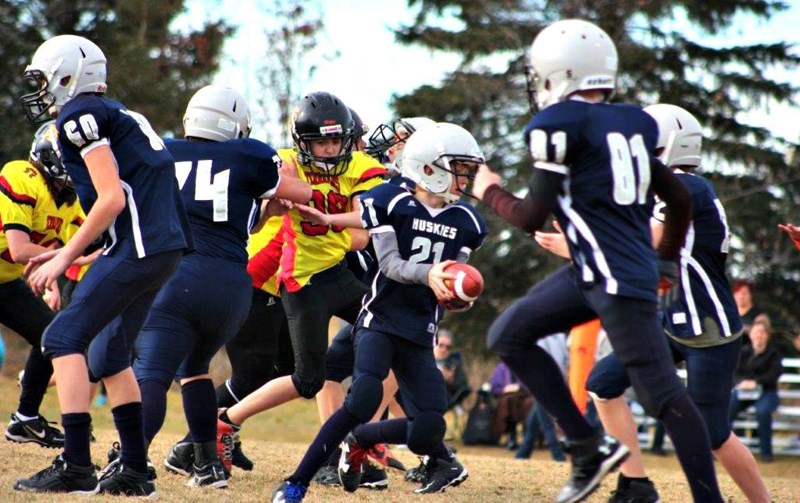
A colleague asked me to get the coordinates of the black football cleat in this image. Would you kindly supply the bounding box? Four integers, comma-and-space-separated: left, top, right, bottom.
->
556, 433, 630, 503
338, 432, 368, 492
164, 440, 194, 476
414, 456, 468, 494
5, 413, 65, 449
14, 454, 97, 494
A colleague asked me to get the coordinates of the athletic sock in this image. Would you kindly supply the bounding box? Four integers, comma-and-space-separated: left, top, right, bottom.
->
139, 379, 169, 445
182, 379, 218, 443
353, 417, 407, 447
62, 412, 92, 467
113, 402, 148, 473
291, 407, 360, 486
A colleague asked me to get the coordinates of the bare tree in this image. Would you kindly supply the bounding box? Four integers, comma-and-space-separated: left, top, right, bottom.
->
254, 0, 336, 147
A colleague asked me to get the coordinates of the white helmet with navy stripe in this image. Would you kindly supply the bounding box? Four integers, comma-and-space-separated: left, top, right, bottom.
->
525, 19, 617, 113
400, 122, 484, 204
21, 35, 107, 124
183, 85, 251, 142
644, 104, 702, 168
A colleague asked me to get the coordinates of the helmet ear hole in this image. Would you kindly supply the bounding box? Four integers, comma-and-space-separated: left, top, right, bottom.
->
423, 165, 435, 176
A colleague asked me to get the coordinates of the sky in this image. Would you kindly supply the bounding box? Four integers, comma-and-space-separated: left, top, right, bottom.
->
181, 0, 800, 145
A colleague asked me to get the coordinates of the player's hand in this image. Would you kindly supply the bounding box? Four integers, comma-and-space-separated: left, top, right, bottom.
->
443, 300, 473, 312
264, 198, 295, 217
295, 203, 329, 226
43, 281, 62, 312
428, 260, 456, 302
534, 221, 570, 259
657, 259, 681, 310
27, 251, 70, 297
472, 164, 502, 201
778, 223, 800, 243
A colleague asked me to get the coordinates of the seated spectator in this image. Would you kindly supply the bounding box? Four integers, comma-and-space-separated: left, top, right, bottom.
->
434, 330, 471, 413
490, 361, 534, 450
729, 315, 783, 462
732, 279, 764, 337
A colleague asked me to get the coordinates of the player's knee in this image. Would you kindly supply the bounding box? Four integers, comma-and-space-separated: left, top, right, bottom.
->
133, 368, 173, 389
707, 421, 731, 450
344, 375, 383, 422
291, 373, 324, 399
585, 369, 626, 400
407, 412, 446, 454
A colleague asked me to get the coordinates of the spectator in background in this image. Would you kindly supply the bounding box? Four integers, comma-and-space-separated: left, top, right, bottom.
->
732, 280, 764, 336
730, 315, 783, 462
490, 361, 534, 450
434, 330, 471, 414
792, 332, 800, 359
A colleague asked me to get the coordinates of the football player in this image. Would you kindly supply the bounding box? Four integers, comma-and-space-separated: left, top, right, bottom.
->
1, 122, 81, 450
16, 35, 192, 497
122, 85, 310, 489
583, 104, 770, 502
272, 122, 486, 503
213, 92, 386, 464
472, 20, 724, 503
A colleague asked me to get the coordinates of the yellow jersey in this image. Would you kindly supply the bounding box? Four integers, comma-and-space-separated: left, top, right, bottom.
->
277, 150, 385, 292
0, 160, 80, 283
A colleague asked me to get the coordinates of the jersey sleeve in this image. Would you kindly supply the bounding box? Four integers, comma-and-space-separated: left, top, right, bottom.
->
460, 203, 489, 251
358, 184, 397, 233
350, 152, 387, 197
243, 139, 282, 199
0, 161, 41, 233
57, 96, 112, 158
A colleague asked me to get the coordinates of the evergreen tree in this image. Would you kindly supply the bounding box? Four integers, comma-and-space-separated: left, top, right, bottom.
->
391, 0, 800, 352
0, 0, 232, 159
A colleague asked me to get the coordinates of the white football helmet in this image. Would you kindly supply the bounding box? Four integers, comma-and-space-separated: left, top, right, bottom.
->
526, 19, 617, 112
400, 122, 484, 204
183, 85, 251, 142
21, 35, 107, 124
644, 104, 702, 168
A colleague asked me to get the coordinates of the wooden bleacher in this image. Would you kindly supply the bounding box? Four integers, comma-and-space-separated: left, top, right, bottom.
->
632, 357, 800, 456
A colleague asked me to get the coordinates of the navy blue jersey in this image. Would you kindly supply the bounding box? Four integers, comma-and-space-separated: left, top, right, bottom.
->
56, 94, 190, 258
525, 100, 660, 301
165, 138, 281, 264
654, 171, 742, 338
357, 183, 487, 346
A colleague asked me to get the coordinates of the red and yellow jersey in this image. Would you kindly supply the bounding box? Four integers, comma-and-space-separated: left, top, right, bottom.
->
247, 217, 284, 297
277, 150, 385, 292
0, 160, 80, 283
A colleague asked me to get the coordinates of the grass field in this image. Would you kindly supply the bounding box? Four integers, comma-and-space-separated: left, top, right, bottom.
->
1, 374, 798, 502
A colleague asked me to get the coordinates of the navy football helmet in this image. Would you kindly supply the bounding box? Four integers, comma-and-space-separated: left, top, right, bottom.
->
291, 92, 355, 176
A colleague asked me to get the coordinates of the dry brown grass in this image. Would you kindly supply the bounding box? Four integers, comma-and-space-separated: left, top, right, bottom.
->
0, 373, 797, 502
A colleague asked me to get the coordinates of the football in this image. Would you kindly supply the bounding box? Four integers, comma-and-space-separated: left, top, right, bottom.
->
444, 262, 484, 302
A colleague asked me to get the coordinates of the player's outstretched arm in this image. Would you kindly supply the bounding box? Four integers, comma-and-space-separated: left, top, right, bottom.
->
294, 204, 364, 229
271, 175, 312, 204
475, 164, 561, 233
